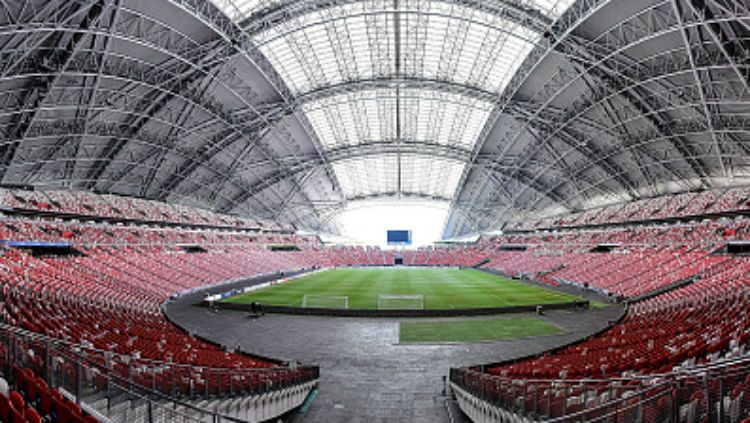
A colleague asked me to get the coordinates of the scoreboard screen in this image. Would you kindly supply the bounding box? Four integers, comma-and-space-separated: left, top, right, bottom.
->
387, 230, 412, 245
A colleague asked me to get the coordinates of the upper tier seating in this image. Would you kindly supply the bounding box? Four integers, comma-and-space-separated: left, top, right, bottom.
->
0, 188, 297, 231
505, 186, 750, 230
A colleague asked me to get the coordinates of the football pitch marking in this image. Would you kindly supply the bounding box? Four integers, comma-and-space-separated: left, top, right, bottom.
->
222, 267, 579, 311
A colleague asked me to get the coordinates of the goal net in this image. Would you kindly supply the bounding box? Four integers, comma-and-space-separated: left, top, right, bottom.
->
377, 294, 424, 310
301, 295, 349, 309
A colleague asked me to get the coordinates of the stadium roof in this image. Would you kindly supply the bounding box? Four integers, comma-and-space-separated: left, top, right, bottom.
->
2, 0, 749, 238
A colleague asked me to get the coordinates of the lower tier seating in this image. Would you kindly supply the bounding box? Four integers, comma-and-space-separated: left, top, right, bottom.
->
4, 365, 99, 423
454, 225, 750, 421
0, 230, 325, 400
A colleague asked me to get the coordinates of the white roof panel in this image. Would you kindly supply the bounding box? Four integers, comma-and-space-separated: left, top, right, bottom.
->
302, 88, 493, 150
254, 1, 542, 95
210, 0, 578, 202
333, 154, 465, 199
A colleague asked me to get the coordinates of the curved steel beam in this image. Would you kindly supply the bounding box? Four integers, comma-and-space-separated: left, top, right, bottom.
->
168, 0, 343, 229
0, 0, 107, 180
506, 102, 640, 200
87, 40, 239, 191
443, 0, 613, 238
215, 140, 473, 213
452, 6, 750, 235
2, 0, 340, 228
326, 140, 472, 163
347, 191, 453, 203
0, 36, 279, 191
526, 116, 750, 209
294, 77, 499, 106
672, 0, 727, 179
242, 0, 553, 36
0, 44, 316, 223
498, 50, 746, 212
155, 100, 289, 194
0, 120, 289, 217
536, 148, 748, 212
484, 7, 743, 194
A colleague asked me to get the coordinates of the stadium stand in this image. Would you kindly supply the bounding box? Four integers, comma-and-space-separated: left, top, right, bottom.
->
7, 187, 750, 422
3, 366, 99, 423
0, 187, 296, 231
508, 187, 750, 232
1, 191, 750, 423
0, 190, 326, 420
453, 216, 750, 421
0, 189, 502, 420
8, 0, 750, 420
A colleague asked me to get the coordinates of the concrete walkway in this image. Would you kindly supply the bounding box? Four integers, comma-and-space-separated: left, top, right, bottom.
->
166, 275, 623, 423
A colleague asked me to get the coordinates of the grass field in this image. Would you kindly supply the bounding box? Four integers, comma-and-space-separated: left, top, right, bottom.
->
222, 267, 580, 310
399, 317, 561, 343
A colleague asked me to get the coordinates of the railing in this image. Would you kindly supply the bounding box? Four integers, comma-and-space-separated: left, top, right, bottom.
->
0, 322, 319, 422
451, 354, 750, 422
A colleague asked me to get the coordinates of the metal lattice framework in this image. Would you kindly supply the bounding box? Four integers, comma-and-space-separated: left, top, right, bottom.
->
229, 0, 576, 227
443, 0, 750, 237
3, 0, 750, 237
0, 0, 345, 230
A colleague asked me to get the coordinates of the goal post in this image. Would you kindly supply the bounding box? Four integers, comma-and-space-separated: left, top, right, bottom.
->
301, 295, 349, 309
377, 294, 424, 310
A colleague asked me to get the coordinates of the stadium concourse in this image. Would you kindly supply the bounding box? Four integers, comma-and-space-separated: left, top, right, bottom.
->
4, 0, 750, 422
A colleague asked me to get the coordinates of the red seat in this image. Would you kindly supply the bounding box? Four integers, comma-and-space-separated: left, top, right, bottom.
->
12, 366, 26, 393
53, 397, 72, 423
67, 401, 83, 418
25, 406, 42, 423
0, 394, 11, 422
38, 384, 52, 415
9, 390, 23, 413
9, 406, 24, 423
26, 377, 39, 405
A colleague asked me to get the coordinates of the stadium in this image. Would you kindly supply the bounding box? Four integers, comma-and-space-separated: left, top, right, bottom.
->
0, 0, 750, 422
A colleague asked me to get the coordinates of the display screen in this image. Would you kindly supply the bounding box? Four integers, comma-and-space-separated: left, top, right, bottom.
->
387, 230, 412, 245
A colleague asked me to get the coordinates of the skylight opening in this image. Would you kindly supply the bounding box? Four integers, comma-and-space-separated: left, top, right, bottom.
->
331, 154, 465, 199
333, 198, 451, 247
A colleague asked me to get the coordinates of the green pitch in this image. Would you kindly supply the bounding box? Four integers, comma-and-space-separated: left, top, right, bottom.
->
399, 317, 561, 343
222, 267, 579, 310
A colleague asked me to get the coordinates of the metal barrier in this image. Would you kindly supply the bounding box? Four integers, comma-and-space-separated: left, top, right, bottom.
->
0, 322, 319, 422
451, 355, 750, 422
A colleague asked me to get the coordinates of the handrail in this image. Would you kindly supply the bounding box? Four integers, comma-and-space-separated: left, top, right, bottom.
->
0, 320, 314, 378
545, 380, 674, 423
460, 351, 750, 386
544, 360, 750, 422
52, 350, 250, 423
4, 325, 257, 423
451, 352, 750, 422
2, 321, 319, 421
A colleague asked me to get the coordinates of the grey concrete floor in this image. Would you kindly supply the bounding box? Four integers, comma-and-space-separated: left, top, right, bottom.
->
166, 276, 623, 423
